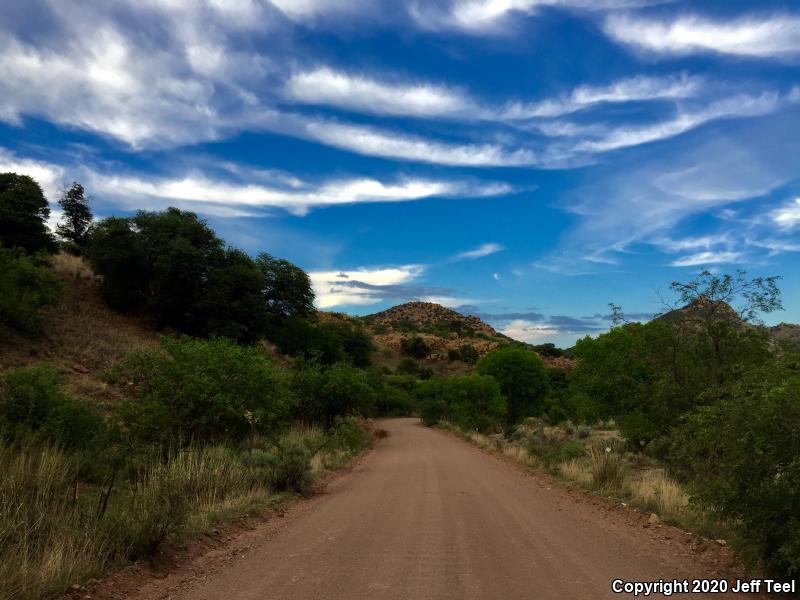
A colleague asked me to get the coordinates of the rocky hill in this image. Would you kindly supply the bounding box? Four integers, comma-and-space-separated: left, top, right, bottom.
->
364, 301, 574, 371
367, 302, 498, 336
771, 322, 800, 347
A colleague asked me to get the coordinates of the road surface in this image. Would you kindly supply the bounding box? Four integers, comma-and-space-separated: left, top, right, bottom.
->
129, 418, 746, 600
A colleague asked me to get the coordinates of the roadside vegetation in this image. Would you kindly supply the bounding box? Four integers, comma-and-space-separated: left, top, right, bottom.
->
419, 270, 799, 579
0, 174, 391, 599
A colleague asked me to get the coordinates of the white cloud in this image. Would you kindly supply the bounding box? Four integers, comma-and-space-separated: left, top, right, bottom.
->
771, 197, 800, 229
604, 13, 800, 58
573, 92, 788, 153
654, 234, 732, 252
0, 149, 64, 200
670, 251, 743, 267
498, 319, 560, 343
455, 243, 504, 260
89, 171, 510, 216
502, 74, 701, 119
413, 0, 656, 34
492, 272, 500, 280
309, 266, 424, 308
286, 67, 472, 117
302, 120, 535, 166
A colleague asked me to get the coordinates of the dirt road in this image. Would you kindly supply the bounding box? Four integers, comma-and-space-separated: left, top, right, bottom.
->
127, 418, 749, 600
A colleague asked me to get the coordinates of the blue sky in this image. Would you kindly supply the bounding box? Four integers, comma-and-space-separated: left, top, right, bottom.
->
2, 0, 799, 346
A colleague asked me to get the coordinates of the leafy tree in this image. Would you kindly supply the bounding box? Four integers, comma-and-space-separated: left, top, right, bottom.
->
56, 182, 93, 249
0, 173, 55, 253
256, 253, 315, 322
195, 248, 266, 343
476, 347, 549, 428
0, 249, 61, 334
671, 362, 800, 576
318, 320, 374, 367
119, 337, 294, 444
660, 269, 782, 384
293, 362, 375, 427
417, 375, 506, 432
133, 208, 224, 330
88, 217, 149, 310
272, 317, 345, 364
532, 342, 564, 358
400, 336, 429, 359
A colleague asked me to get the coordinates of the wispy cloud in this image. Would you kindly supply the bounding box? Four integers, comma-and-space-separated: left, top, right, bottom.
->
501, 74, 701, 119
454, 243, 504, 260
670, 251, 743, 267
90, 171, 512, 216
498, 319, 561, 343
285, 67, 473, 117
0, 147, 513, 217
412, 0, 658, 34
300, 119, 535, 166
571, 91, 791, 154
604, 13, 800, 58
771, 197, 800, 229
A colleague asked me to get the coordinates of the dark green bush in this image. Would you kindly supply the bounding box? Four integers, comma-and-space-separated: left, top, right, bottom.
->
476, 347, 549, 427
458, 345, 479, 364
417, 375, 506, 432
1, 365, 103, 449
293, 362, 375, 427
265, 440, 314, 496
400, 336, 429, 359
119, 337, 294, 444
671, 363, 800, 576
0, 173, 55, 253
334, 417, 366, 453
0, 249, 61, 334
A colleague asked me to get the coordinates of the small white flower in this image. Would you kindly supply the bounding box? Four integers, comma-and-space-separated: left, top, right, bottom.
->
605, 446, 611, 453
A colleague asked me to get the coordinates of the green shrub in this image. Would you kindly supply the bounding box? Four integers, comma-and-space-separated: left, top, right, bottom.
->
1, 365, 103, 449
459, 345, 479, 364
334, 417, 366, 453
526, 432, 584, 469
0, 249, 61, 334
476, 347, 550, 427
671, 364, 800, 576
265, 440, 314, 496
447, 348, 461, 361
417, 375, 506, 432
376, 386, 415, 416
420, 397, 448, 427
119, 337, 294, 444
400, 336, 429, 359
293, 362, 375, 427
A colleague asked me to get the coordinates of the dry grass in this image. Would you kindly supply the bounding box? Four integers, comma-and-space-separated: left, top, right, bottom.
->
626, 469, 689, 521
50, 252, 94, 282
588, 444, 626, 492
0, 444, 105, 600
558, 458, 593, 486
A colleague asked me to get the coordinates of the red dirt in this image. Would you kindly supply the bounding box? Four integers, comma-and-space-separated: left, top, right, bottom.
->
87, 418, 776, 600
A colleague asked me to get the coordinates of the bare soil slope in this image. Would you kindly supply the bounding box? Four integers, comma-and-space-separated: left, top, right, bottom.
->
120, 418, 755, 600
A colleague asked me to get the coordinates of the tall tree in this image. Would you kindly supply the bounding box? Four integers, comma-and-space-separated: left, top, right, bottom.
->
0, 173, 55, 253
56, 182, 93, 249
256, 253, 316, 321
